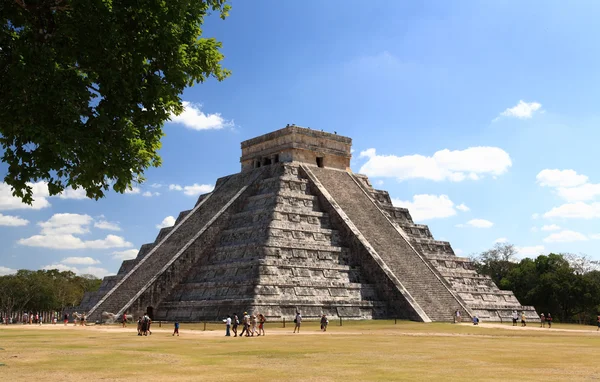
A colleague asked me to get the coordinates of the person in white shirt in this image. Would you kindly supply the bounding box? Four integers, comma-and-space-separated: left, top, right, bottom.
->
293, 311, 302, 333
225, 315, 231, 337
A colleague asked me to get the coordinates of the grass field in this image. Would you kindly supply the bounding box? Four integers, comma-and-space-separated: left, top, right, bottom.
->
1, 320, 599, 381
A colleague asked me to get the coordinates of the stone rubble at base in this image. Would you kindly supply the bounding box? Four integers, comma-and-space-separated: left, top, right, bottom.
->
77, 126, 538, 323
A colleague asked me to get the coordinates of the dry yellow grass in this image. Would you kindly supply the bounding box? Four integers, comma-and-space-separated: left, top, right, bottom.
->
1, 320, 599, 381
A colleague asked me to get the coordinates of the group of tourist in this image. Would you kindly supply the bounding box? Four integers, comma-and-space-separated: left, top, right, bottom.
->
223, 312, 267, 337
137, 313, 153, 336
511, 310, 553, 328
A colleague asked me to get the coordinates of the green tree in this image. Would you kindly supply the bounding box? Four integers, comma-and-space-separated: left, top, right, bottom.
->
0, 0, 231, 203
471, 242, 518, 286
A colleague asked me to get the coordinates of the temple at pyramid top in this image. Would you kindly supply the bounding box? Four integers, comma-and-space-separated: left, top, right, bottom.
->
240, 125, 352, 171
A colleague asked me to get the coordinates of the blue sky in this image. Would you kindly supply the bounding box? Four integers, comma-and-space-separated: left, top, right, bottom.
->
2, 0, 600, 277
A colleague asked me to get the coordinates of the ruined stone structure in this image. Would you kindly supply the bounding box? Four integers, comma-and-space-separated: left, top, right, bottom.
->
81, 126, 537, 322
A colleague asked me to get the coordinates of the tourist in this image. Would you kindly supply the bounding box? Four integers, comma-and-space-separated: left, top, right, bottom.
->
547, 313, 552, 328
597, 314, 600, 331
141, 313, 150, 336
521, 312, 526, 327
122, 313, 127, 328
540, 313, 545, 328
240, 312, 250, 337
225, 315, 231, 337
293, 311, 302, 333
258, 313, 266, 336
147, 315, 153, 335
232, 313, 239, 337
137, 317, 142, 336
173, 321, 179, 336
81, 312, 86, 326
512, 310, 518, 326
250, 314, 257, 336
63, 313, 68, 325
472, 315, 479, 325
320, 314, 328, 332
455, 309, 461, 323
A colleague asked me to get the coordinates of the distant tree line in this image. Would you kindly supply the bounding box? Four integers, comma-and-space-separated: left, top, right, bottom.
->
0, 269, 101, 318
471, 243, 600, 324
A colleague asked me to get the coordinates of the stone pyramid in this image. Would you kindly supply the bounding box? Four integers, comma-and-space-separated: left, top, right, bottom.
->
81, 126, 537, 323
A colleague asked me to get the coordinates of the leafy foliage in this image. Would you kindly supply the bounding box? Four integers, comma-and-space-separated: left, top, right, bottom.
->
0, 0, 231, 203
0, 269, 101, 316
473, 245, 600, 323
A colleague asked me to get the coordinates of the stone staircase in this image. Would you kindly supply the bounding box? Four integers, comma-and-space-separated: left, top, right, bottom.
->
85, 168, 265, 321
305, 166, 469, 322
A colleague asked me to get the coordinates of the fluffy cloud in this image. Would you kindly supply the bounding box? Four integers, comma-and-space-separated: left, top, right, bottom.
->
58, 188, 87, 200
150, 183, 163, 189
392, 194, 456, 221
494, 237, 508, 243
540, 224, 560, 231
169, 183, 214, 196
543, 202, 600, 219
536, 169, 588, 188
0, 266, 17, 276
169, 101, 233, 130
358, 147, 511, 182
457, 219, 494, 228
94, 220, 121, 231
556, 183, 600, 202
112, 249, 139, 261
42, 264, 112, 278
39, 213, 93, 235
0, 213, 29, 226
516, 245, 545, 257
124, 186, 141, 195
543, 230, 588, 243
496, 100, 542, 120
156, 216, 176, 229
0, 181, 51, 210
142, 191, 161, 197
61, 257, 101, 265
456, 204, 470, 212
18, 234, 133, 250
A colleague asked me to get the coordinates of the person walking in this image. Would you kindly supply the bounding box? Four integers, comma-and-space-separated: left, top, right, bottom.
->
512, 310, 518, 326
63, 313, 68, 326
257, 314, 266, 336
540, 313, 545, 328
122, 313, 127, 328
225, 315, 231, 337
250, 315, 257, 336
239, 312, 250, 337
521, 312, 526, 327
320, 315, 328, 332
173, 321, 179, 336
546, 313, 552, 328
293, 311, 302, 333
232, 313, 239, 337
455, 309, 461, 323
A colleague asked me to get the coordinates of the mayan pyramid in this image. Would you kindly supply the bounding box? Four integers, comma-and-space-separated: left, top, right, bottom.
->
81, 126, 537, 323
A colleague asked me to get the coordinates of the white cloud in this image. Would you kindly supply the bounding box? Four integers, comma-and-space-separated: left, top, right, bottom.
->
0, 266, 17, 276
541, 224, 561, 231
150, 183, 163, 189
358, 147, 511, 182
494, 237, 508, 243
94, 220, 121, 231
183, 184, 214, 196
39, 213, 93, 235
58, 188, 87, 200
124, 186, 141, 194
463, 219, 494, 228
112, 249, 139, 261
536, 169, 588, 188
156, 216, 176, 229
392, 194, 456, 221
18, 234, 133, 250
556, 183, 600, 202
0, 181, 51, 210
456, 203, 470, 212
142, 191, 161, 197
359, 148, 377, 158
516, 245, 545, 257
543, 230, 588, 243
42, 264, 112, 278
543, 202, 600, 219
61, 257, 101, 265
0, 213, 29, 226
496, 100, 542, 120
169, 101, 233, 130
590, 234, 600, 240
169, 183, 214, 196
